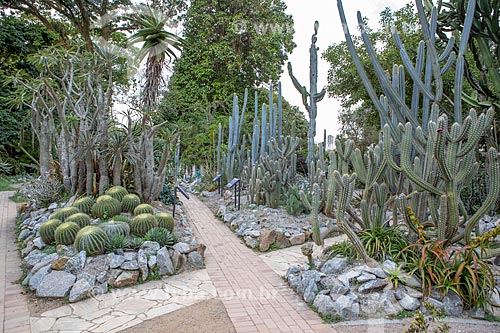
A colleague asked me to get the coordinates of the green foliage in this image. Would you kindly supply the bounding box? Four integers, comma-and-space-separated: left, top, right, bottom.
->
74, 226, 108, 256
91, 195, 122, 219
99, 221, 130, 237
405, 302, 449, 333
130, 236, 145, 250
42, 244, 57, 255
21, 172, 65, 208
322, 241, 358, 261
155, 213, 175, 233
105, 186, 129, 202
133, 203, 154, 216
39, 218, 62, 244
358, 227, 409, 262
157, 182, 178, 206
104, 234, 131, 252
130, 213, 157, 236
51, 207, 80, 222
144, 227, 176, 247
111, 215, 132, 224
285, 186, 308, 216
121, 194, 141, 213
72, 197, 95, 215
54, 222, 80, 245
65, 213, 91, 228
9, 191, 28, 203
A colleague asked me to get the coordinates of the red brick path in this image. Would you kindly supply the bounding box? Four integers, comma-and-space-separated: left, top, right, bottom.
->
181, 195, 336, 333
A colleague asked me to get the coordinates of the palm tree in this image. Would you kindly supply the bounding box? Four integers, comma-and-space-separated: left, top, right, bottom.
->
128, 8, 183, 111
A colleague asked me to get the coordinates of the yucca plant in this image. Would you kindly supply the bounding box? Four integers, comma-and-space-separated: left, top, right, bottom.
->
130, 213, 157, 236
121, 193, 141, 213
65, 213, 91, 228
72, 197, 95, 215
74, 226, 108, 256
358, 226, 409, 262
104, 234, 132, 252
144, 227, 176, 247
54, 222, 80, 245
99, 221, 130, 237
39, 218, 62, 244
155, 213, 174, 233
134, 203, 154, 216
105, 186, 129, 202
51, 207, 80, 222
91, 195, 122, 219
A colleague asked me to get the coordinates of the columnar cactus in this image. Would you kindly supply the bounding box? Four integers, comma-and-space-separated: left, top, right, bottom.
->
39, 219, 62, 244
105, 186, 129, 202
121, 194, 141, 213
72, 197, 94, 215
99, 221, 130, 237
91, 195, 122, 218
55, 222, 80, 245
51, 207, 80, 222
130, 213, 158, 236
133, 203, 154, 216
155, 213, 175, 233
74, 226, 108, 256
65, 213, 91, 228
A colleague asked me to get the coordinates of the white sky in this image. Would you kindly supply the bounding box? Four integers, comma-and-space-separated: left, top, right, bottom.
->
281, 0, 412, 141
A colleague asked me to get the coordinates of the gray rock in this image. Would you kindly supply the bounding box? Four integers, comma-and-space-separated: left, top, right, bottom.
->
96, 271, 108, 284
443, 291, 463, 316
91, 282, 108, 295
303, 282, 318, 303
287, 274, 301, 290
223, 213, 237, 223
121, 260, 139, 270
112, 271, 139, 288
289, 233, 306, 245
29, 265, 51, 291
188, 251, 204, 268
109, 254, 125, 269
401, 273, 421, 289
244, 236, 259, 249
21, 242, 34, 257
36, 271, 76, 297
24, 250, 47, 268
382, 260, 397, 272
426, 298, 444, 311
363, 266, 387, 278
330, 285, 349, 297
469, 308, 485, 319
491, 289, 500, 307
286, 266, 301, 276
298, 270, 321, 294
69, 279, 92, 302
76, 272, 96, 287
33, 237, 46, 249
313, 294, 337, 317
320, 275, 342, 290
157, 247, 175, 275
259, 230, 277, 252
357, 272, 376, 283
65, 251, 86, 275
138, 249, 148, 280
48, 202, 58, 210
140, 241, 160, 255
172, 242, 190, 254
358, 279, 388, 294
335, 294, 360, 318
18, 229, 31, 241
148, 255, 157, 269
31, 253, 58, 273
275, 233, 291, 249
399, 294, 420, 311
320, 258, 348, 275
337, 270, 361, 287
123, 252, 137, 261
171, 250, 185, 271
56, 245, 78, 257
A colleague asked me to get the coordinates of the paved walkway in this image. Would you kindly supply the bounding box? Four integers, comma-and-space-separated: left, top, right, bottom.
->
0, 192, 31, 333
181, 195, 336, 333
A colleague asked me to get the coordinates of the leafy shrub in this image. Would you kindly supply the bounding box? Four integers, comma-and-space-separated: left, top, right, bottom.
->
20, 171, 65, 208
144, 227, 177, 247
158, 182, 178, 206
358, 226, 409, 261
322, 241, 358, 262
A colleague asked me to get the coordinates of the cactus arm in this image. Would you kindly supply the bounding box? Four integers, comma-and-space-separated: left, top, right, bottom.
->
278, 82, 283, 142
411, 41, 425, 118
260, 104, 267, 157
311, 183, 323, 246
299, 189, 312, 211
438, 36, 455, 62
440, 51, 456, 75
383, 125, 403, 173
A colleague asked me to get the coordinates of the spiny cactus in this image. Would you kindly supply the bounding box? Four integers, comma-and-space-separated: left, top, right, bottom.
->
133, 203, 154, 216
74, 226, 108, 256
144, 227, 176, 247
155, 213, 175, 233
39, 219, 62, 244
54, 222, 80, 245
99, 221, 130, 237
311, 183, 322, 246
130, 213, 157, 236
105, 186, 129, 202
121, 194, 141, 213
72, 197, 94, 215
65, 213, 91, 228
111, 215, 132, 224
51, 207, 80, 222
91, 195, 122, 219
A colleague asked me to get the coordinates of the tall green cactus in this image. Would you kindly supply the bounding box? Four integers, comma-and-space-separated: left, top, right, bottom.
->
288, 21, 326, 179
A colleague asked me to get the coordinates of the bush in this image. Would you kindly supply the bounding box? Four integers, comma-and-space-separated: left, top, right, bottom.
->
144, 227, 177, 247
104, 234, 131, 252
20, 171, 65, 208
358, 226, 409, 262
158, 182, 178, 206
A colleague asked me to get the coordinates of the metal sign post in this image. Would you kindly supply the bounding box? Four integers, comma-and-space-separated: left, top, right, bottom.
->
225, 178, 240, 210
213, 174, 222, 196
172, 185, 190, 217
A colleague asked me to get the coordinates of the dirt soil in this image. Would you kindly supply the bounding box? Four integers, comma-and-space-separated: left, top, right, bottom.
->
120, 297, 236, 333
26, 292, 67, 316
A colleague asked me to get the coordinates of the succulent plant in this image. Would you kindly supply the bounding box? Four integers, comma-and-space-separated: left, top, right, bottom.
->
133, 203, 154, 216
54, 222, 80, 245
99, 221, 130, 237
130, 213, 157, 236
155, 213, 175, 233
121, 194, 141, 213
144, 227, 176, 247
91, 195, 122, 219
65, 213, 91, 228
39, 219, 62, 244
51, 207, 80, 222
74, 226, 108, 256
104, 234, 131, 252
111, 215, 132, 224
72, 197, 95, 215
105, 186, 129, 202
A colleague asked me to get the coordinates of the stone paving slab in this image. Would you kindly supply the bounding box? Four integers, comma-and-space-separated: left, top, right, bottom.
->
181, 195, 338, 333
0, 191, 31, 333
30, 269, 216, 333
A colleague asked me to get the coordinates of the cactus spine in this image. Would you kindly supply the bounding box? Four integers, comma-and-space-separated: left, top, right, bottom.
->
74, 226, 108, 256
99, 221, 130, 237
121, 194, 141, 213
72, 197, 94, 215
133, 203, 154, 216
155, 213, 175, 233
51, 207, 80, 222
39, 219, 62, 244
105, 186, 129, 201
55, 222, 80, 245
65, 213, 91, 228
131, 213, 158, 236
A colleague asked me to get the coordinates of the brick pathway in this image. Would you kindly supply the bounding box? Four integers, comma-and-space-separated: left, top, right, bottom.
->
0, 192, 31, 333
181, 195, 337, 333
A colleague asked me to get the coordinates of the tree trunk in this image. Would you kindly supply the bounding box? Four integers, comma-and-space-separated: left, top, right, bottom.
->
112, 154, 122, 186
86, 154, 94, 196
